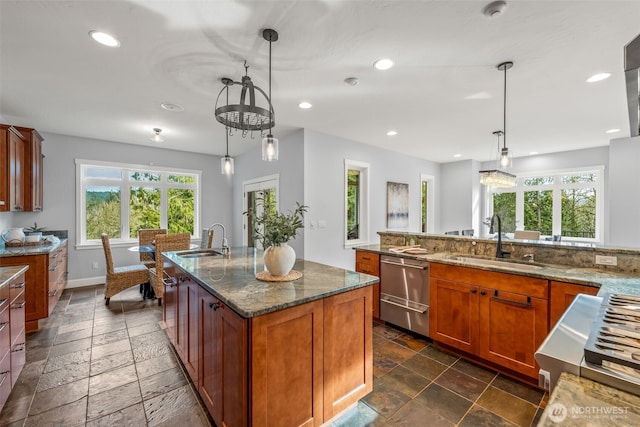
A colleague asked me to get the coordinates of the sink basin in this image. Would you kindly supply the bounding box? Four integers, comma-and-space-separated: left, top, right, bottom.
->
443, 255, 544, 271
176, 249, 223, 258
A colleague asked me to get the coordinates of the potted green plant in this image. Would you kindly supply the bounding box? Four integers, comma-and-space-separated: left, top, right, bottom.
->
246, 194, 308, 276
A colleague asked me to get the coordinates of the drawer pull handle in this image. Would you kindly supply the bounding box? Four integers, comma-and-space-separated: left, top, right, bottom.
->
471, 288, 477, 294
0, 322, 8, 333
0, 371, 9, 388
380, 298, 428, 314
163, 278, 177, 288
209, 301, 222, 311
0, 298, 9, 309
48, 288, 59, 297
492, 290, 531, 308
11, 343, 25, 353
11, 301, 26, 309
11, 282, 25, 289
380, 260, 428, 270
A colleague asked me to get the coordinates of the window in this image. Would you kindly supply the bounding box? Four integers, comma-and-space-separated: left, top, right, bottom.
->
76, 160, 200, 246
421, 174, 435, 233
345, 159, 369, 247
488, 167, 603, 242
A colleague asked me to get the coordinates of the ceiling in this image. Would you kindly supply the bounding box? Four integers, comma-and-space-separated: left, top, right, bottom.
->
1, 0, 639, 164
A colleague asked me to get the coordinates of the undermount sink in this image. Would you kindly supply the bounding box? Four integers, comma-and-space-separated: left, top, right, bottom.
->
176, 249, 223, 258
443, 255, 544, 271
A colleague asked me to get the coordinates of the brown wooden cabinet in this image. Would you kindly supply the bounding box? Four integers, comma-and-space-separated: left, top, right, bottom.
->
430, 263, 548, 379
0, 128, 8, 211
3, 125, 26, 212
0, 271, 26, 411
355, 250, 380, 318
15, 127, 44, 212
164, 261, 373, 426
0, 241, 68, 331
549, 281, 599, 327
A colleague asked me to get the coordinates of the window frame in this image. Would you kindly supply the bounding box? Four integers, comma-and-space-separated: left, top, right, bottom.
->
344, 159, 370, 248
420, 174, 435, 233
485, 166, 604, 243
75, 159, 201, 249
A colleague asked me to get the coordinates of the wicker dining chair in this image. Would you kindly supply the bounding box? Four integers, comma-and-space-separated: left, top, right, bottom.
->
101, 233, 149, 306
148, 233, 191, 306
138, 228, 167, 268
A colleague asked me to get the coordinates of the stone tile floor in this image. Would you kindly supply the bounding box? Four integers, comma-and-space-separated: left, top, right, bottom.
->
0, 285, 547, 426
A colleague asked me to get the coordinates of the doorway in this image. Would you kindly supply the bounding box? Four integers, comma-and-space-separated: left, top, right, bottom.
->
243, 174, 279, 248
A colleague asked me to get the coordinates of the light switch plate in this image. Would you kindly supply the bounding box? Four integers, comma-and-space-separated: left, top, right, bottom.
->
595, 255, 617, 266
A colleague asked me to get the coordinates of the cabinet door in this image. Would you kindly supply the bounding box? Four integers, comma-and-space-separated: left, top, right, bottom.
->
323, 286, 373, 420
176, 274, 189, 361
430, 277, 479, 354
0, 255, 48, 328
251, 299, 323, 427
27, 130, 43, 211
162, 265, 178, 346
7, 127, 25, 212
355, 251, 380, 318
186, 279, 199, 384
0, 127, 8, 211
199, 289, 248, 427
549, 281, 598, 328
478, 288, 548, 378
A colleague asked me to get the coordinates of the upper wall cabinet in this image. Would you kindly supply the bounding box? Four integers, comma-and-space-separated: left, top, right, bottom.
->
0, 125, 44, 212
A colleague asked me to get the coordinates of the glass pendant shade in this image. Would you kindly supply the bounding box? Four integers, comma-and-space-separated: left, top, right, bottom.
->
221, 155, 234, 175
262, 134, 278, 161
499, 146, 512, 169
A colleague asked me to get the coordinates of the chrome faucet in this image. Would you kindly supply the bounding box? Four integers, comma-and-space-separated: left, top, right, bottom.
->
207, 223, 230, 255
489, 214, 510, 258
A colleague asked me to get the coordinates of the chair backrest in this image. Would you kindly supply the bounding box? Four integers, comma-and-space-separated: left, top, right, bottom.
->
101, 233, 115, 275
153, 233, 191, 277
514, 230, 540, 240
461, 229, 474, 236
444, 230, 459, 235
200, 229, 214, 249
138, 228, 167, 263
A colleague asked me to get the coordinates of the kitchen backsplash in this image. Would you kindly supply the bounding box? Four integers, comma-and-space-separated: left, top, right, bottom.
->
379, 232, 640, 275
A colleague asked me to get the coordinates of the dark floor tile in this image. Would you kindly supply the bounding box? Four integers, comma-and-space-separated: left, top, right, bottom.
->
37, 361, 90, 392
152, 407, 211, 427
419, 345, 459, 366
414, 383, 472, 424
87, 380, 142, 421
57, 319, 93, 335
129, 330, 169, 348
459, 405, 517, 427
331, 400, 386, 426
401, 353, 448, 381
373, 348, 400, 377
376, 340, 416, 364
86, 402, 148, 427
531, 407, 544, 427
10, 360, 46, 399
44, 348, 91, 373
491, 374, 545, 405
392, 333, 429, 352
435, 367, 489, 401
382, 365, 430, 398
451, 358, 497, 383
385, 399, 453, 427
92, 338, 131, 360
68, 295, 96, 305
25, 346, 50, 364
128, 321, 161, 337
361, 376, 411, 418
49, 336, 92, 358
29, 378, 89, 416
90, 350, 134, 376
92, 328, 129, 347
373, 324, 402, 340
476, 386, 538, 427
89, 364, 139, 396
373, 333, 388, 348
54, 326, 93, 345
25, 396, 87, 427
143, 384, 201, 426
0, 395, 33, 425
135, 352, 180, 379
140, 367, 189, 400
92, 319, 127, 336
133, 340, 172, 363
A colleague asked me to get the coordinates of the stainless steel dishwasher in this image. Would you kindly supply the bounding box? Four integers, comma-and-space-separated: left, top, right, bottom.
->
380, 255, 429, 337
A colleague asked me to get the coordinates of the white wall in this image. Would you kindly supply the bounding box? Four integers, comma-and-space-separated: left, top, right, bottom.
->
6, 132, 232, 284
439, 160, 480, 235
608, 136, 640, 247
303, 129, 440, 270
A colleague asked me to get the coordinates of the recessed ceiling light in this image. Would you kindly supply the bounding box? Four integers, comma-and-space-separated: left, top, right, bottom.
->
373, 59, 394, 71
161, 103, 184, 112
586, 73, 611, 83
344, 77, 359, 86
453, 153, 462, 158
150, 128, 164, 143
89, 30, 120, 47
298, 102, 312, 109
606, 128, 620, 134
483, 1, 507, 18
529, 151, 539, 155
386, 130, 397, 136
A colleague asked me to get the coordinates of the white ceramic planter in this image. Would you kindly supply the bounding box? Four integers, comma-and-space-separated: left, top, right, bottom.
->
263, 243, 296, 276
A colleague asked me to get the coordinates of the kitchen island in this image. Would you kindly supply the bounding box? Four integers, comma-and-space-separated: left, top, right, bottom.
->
161, 247, 379, 427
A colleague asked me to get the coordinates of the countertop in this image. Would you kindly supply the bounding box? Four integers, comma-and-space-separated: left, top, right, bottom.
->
355, 244, 640, 297
0, 239, 67, 258
0, 265, 29, 287
163, 247, 379, 319
538, 373, 640, 426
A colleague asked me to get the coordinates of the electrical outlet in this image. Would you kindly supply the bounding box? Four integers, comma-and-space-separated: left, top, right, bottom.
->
595, 255, 617, 266
92, 261, 99, 269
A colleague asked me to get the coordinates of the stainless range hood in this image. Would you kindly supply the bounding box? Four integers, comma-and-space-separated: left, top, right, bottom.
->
626, 33, 640, 137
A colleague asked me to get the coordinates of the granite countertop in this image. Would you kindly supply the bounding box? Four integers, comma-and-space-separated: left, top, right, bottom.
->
163, 247, 379, 319
538, 372, 640, 426
0, 266, 30, 287
0, 239, 67, 258
356, 244, 640, 297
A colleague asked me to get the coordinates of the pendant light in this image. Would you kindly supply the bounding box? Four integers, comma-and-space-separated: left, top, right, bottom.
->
479, 61, 516, 188
150, 128, 163, 143
262, 29, 279, 161
220, 86, 234, 175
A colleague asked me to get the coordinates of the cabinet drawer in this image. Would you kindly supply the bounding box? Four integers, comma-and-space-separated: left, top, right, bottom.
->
356, 251, 379, 266
10, 339, 25, 388
10, 291, 25, 347
9, 277, 26, 303
0, 308, 10, 359
355, 262, 379, 276
0, 351, 11, 410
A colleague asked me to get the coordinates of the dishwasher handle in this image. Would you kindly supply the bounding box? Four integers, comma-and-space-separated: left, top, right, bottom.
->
380, 259, 428, 270
380, 295, 429, 314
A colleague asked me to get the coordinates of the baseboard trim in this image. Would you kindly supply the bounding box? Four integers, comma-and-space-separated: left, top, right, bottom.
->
66, 276, 105, 289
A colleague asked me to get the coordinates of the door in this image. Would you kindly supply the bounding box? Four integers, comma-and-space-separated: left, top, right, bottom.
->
242, 174, 279, 248
429, 277, 478, 354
